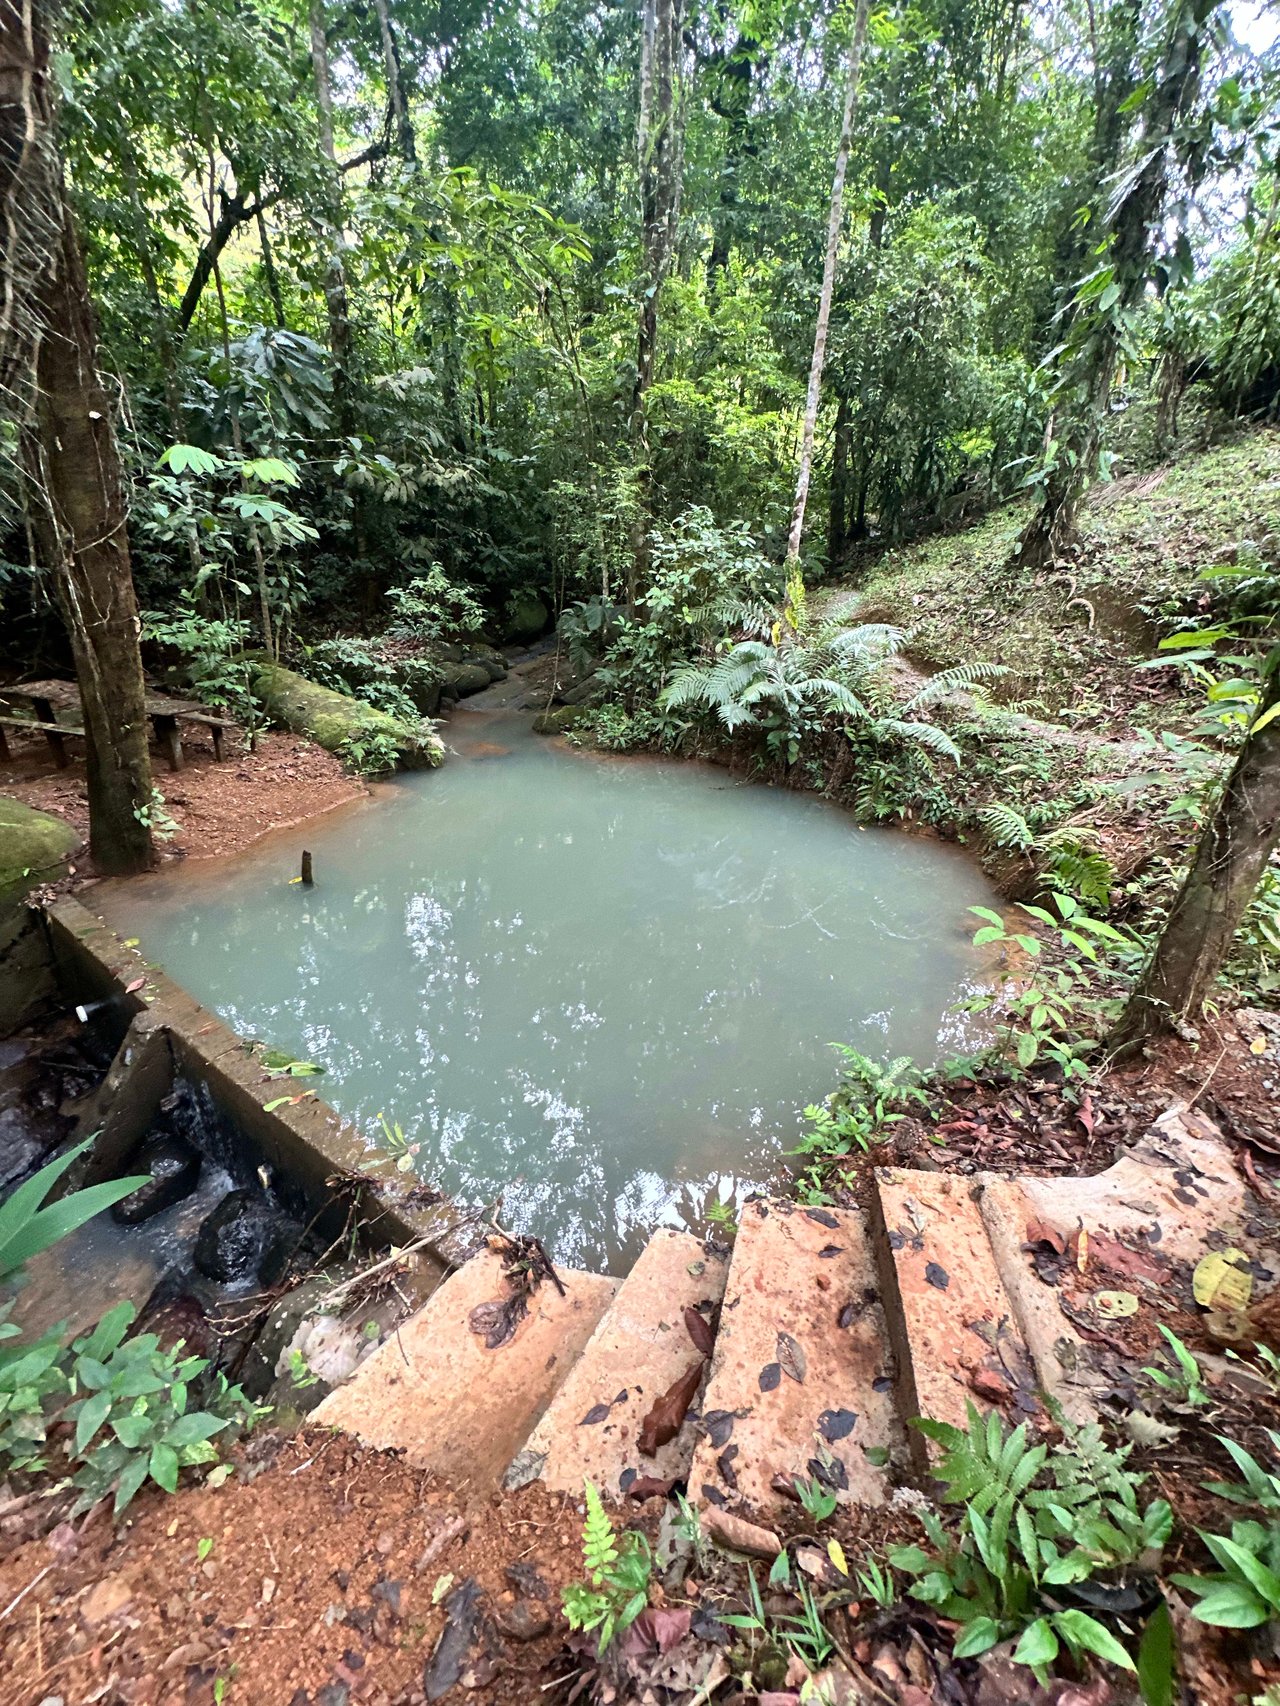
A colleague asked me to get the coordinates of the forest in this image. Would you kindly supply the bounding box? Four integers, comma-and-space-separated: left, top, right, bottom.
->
4, 0, 1280, 1701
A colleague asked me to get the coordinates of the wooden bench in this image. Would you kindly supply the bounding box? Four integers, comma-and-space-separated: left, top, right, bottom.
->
1, 681, 238, 772
0, 713, 85, 768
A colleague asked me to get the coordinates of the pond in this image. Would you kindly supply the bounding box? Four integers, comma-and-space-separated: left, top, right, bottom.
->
99, 708, 1000, 1273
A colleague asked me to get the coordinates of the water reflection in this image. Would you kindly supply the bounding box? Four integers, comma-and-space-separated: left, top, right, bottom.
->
100, 712, 998, 1272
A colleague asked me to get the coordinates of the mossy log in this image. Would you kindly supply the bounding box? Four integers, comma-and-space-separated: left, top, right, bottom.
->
252, 663, 444, 769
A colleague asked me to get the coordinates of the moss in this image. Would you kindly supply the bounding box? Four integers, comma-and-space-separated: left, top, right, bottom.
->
252, 664, 444, 769
0, 797, 80, 908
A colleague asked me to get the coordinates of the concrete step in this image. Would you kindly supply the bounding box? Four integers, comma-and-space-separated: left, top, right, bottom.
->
311, 1246, 618, 1492
872, 1167, 1039, 1466
980, 1105, 1249, 1423
504, 1229, 729, 1497
690, 1201, 901, 1516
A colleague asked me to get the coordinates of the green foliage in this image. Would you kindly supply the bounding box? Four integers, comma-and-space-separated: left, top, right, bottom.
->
1173, 1520, 1280, 1631
1205, 1429, 1280, 1512
561, 1481, 653, 1653
791, 1048, 931, 1197
1143, 1325, 1211, 1408
888, 1404, 1170, 1677
338, 728, 408, 777
0, 1137, 148, 1284
792, 1475, 838, 1525
142, 601, 259, 726
385, 568, 487, 643
64, 1303, 264, 1516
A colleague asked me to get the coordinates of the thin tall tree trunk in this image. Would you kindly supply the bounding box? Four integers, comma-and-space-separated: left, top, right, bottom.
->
783, 0, 870, 622
1110, 673, 1280, 1051
309, 0, 355, 434
628, 0, 685, 607
4, 0, 154, 875
372, 0, 416, 166
827, 391, 852, 563
255, 207, 286, 328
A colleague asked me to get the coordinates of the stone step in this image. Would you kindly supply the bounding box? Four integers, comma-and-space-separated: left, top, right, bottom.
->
504, 1229, 729, 1498
980, 1105, 1248, 1424
311, 1247, 618, 1492
690, 1201, 901, 1516
872, 1167, 1039, 1466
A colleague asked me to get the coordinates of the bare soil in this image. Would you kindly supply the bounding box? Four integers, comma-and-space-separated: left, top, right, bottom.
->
1, 727, 365, 867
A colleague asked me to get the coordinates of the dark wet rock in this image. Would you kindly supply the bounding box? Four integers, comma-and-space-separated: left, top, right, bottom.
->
460, 648, 508, 683
194, 1189, 297, 1285
111, 1135, 201, 1225
438, 661, 491, 699
0, 1103, 71, 1191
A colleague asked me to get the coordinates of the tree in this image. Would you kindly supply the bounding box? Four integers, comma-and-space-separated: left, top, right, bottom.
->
1110, 670, 1280, 1050
1, 0, 155, 874
629, 0, 685, 606
782, 0, 870, 624
1017, 0, 1223, 569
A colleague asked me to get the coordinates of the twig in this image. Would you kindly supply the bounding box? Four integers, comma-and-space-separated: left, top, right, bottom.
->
259, 1523, 280, 1574
1, 1564, 52, 1624
415, 1513, 469, 1574
315, 1235, 436, 1313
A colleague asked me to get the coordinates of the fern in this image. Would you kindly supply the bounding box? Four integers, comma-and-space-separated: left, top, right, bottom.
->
904, 659, 1010, 710
582, 1480, 618, 1579
976, 802, 1034, 849
562, 1480, 653, 1653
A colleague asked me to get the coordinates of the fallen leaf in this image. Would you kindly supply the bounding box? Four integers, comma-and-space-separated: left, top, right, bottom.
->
618, 1606, 692, 1657
124, 976, 147, 995
1124, 1410, 1180, 1447
626, 1475, 675, 1501
1026, 1217, 1067, 1255
1094, 1289, 1139, 1318
579, 1403, 612, 1426
467, 1295, 527, 1349
925, 1262, 950, 1291
705, 1509, 781, 1558
424, 1577, 484, 1701
1192, 1248, 1253, 1313
683, 1306, 715, 1356
703, 1410, 735, 1448
970, 1368, 1012, 1404
817, 1408, 858, 1442
776, 1331, 807, 1384
759, 1361, 782, 1391
638, 1359, 704, 1456
827, 1539, 848, 1577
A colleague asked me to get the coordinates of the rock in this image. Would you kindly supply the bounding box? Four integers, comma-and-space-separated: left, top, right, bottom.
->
556, 677, 604, 707
0, 798, 80, 908
494, 1600, 551, 1642
0, 1104, 70, 1191
460, 648, 508, 683
502, 591, 549, 643
80, 1574, 133, 1626
438, 661, 491, 699
251, 663, 443, 769
111, 1136, 201, 1225
194, 1189, 297, 1285
532, 707, 587, 736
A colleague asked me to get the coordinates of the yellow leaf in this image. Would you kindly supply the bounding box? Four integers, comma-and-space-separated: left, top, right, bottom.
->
1076, 1227, 1089, 1271
431, 1572, 455, 1605
1095, 1290, 1139, 1319
1192, 1248, 1253, 1313
1251, 1035, 1268, 1055
827, 1539, 848, 1577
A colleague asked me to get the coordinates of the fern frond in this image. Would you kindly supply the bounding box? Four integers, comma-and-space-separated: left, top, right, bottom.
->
976, 802, 1034, 850
814, 678, 870, 722
582, 1481, 618, 1582
904, 660, 1009, 711
880, 719, 960, 761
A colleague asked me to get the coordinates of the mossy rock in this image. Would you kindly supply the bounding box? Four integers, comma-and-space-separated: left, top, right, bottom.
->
439, 661, 492, 699
461, 647, 508, 683
533, 706, 587, 736
0, 798, 80, 909
502, 591, 549, 643
252, 664, 443, 769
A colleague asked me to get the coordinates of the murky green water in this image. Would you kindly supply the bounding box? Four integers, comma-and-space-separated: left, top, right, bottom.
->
99, 709, 998, 1271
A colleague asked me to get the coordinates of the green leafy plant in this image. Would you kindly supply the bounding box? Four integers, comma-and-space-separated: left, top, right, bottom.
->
338, 728, 407, 777
792, 1474, 838, 1525
1205, 1430, 1280, 1510
562, 1481, 653, 1652
371, 1110, 421, 1173
887, 1405, 1170, 1678
1173, 1519, 1280, 1634
1143, 1325, 1211, 1408
791, 1048, 931, 1198
0, 1137, 148, 1284
64, 1302, 266, 1515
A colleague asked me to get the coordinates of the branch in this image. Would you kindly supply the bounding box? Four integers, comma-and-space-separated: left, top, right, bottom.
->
177, 187, 280, 335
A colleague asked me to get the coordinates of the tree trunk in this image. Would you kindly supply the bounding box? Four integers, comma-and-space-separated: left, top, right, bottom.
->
1110, 674, 1280, 1052
782, 0, 870, 621
827, 391, 852, 563
628, 0, 685, 607
4, 0, 154, 875
372, 0, 416, 166
309, 0, 356, 435
1018, 0, 1219, 569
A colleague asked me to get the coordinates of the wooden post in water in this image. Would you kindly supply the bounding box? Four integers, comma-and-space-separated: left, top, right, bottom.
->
300, 850, 314, 886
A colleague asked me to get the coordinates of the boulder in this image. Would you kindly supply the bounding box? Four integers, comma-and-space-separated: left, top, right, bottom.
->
0, 798, 79, 909
391, 658, 445, 718
460, 648, 508, 683
194, 1189, 297, 1286
111, 1135, 201, 1225
502, 591, 549, 644
438, 661, 492, 699
251, 663, 443, 769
